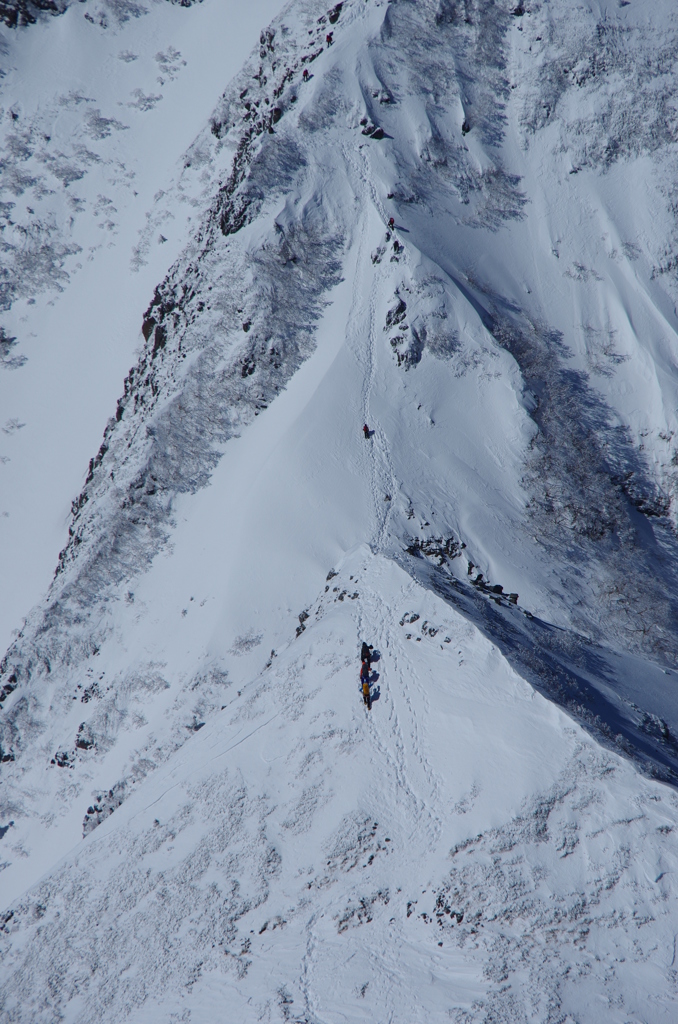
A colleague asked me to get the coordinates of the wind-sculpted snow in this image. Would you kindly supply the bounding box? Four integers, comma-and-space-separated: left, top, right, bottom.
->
4, 0, 678, 1017
2, 559, 678, 1024
382, 272, 678, 773
519, 5, 678, 170
2, 0, 676, 759
383, 264, 678, 648
403, 550, 678, 784
0, 0, 65, 29
482, 297, 678, 662
351, 1, 678, 665
373, 0, 528, 229
0, 0, 357, 863
370, 3, 678, 646
0, 0, 349, 699
0, 0, 200, 29
0, 78, 136, 308
0, 0, 209, 322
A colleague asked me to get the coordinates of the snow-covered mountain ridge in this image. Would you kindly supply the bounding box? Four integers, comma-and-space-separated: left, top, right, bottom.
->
4, 551, 678, 1023
2, 0, 678, 1019
0, 0, 291, 654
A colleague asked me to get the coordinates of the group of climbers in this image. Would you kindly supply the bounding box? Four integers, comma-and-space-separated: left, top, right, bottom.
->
299, 49, 393, 716
360, 641, 373, 710
300, 35, 332, 84
358, 230, 404, 706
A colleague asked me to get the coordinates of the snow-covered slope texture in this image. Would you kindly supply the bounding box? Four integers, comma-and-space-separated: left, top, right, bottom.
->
3, 0, 678, 1019
0, 0, 289, 657
4, 554, 678, 1023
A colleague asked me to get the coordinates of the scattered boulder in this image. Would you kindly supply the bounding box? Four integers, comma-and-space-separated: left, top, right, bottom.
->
385, 298, 407, 330
82, 781, 127, 836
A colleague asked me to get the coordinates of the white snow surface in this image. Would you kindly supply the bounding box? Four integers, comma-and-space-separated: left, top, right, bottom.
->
2, 0, 678, 1020
0, 0, 289, 657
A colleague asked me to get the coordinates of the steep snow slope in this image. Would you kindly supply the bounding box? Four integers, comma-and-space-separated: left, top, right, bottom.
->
3, 553, 678, 1022
3, 0, 678, 1020
0, 0, 289, 656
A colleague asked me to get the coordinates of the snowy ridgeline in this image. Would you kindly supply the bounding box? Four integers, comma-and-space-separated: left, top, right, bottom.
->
2, 0, 678, 1020
3, 553, 678, 1023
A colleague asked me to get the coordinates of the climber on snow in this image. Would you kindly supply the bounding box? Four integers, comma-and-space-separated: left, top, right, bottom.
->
388, 216, 395, 231
302, 68, 309, 82
363, 423, 370, 439
326, 32, 333, 45
360, 659, 371, 709
361, 641, 372, 666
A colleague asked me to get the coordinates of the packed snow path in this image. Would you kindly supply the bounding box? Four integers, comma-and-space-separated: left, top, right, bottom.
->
3, 0, 678, 1020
